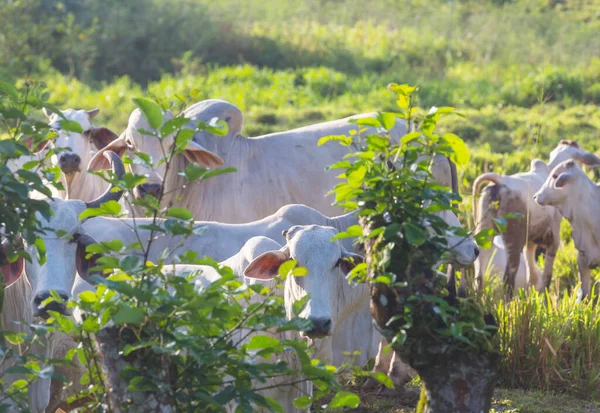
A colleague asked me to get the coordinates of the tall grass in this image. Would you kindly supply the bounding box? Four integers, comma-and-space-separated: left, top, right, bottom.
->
493, 288, 600, 399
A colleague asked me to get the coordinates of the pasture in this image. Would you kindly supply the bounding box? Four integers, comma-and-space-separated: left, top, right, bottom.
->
1, 0, 600, 412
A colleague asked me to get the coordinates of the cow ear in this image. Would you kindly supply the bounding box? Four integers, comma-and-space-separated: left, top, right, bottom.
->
575, 151, 600, 168
42, 107, 54, 119
183, 141, 224, 168
0, 242, 24, 287
87, 127, 119, 150
244, 249, 290, 280
0, 257, 24, 287
555, 172, 573, 188
87, 108, 100, 119
338, 249, 364, 276
88, 136, 128, 171
75, 234, 103, 284
21, 136, 51, 154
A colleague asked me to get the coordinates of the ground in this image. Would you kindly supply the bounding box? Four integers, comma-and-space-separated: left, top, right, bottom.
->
318, 384, 600, 412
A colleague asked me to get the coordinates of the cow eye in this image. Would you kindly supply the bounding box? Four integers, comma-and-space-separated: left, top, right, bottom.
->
70, 233, 81, 244
83, 129, 92, 137
552, 174, 558, 179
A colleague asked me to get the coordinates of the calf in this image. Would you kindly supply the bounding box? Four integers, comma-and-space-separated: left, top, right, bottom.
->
534, 159, 600, 298
472, 140, 600, 295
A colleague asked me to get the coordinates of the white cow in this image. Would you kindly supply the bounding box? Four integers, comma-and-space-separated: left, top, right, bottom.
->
474, 236, 529, 291
471, 140, 600, 295
0, 246, 53, 412
88, 100, 457, 221
163, 236, 303, 412
534, 159, 600, 298
0, 151, 124, 412
42, 107, 118, 201
168, 227, 365, 412
43, 199, 475, 406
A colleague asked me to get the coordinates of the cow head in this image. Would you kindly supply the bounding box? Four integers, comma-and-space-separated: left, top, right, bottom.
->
533, 159, 583, 207
43, 107, 118, 189
435, 209, 479, 267
548, 140, 600, 170
4, 151, 124, 318
244, 225, 363, 339
87, 100, 245, 204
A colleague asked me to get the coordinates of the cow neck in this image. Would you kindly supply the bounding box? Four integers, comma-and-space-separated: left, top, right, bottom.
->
189, 134, 250, 222
63, 168, 109, 202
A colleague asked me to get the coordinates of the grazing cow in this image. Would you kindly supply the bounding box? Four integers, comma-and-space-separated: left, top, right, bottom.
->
534, 159, 600, 298
88, 100, 457, 221
471, 140, 600, 295
42, 107, 118, 201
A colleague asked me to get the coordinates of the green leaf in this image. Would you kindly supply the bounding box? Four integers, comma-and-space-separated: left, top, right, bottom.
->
387, 83, 417, 96
350, 117, 381, 128
246, 335, 279, 350
403, 222, 426, 246
292, 294, 310, 316
474, 228, 496, 249
166, 207, 193, 221
0, 107, 26, 120
160, 116, 188, 137
0, 81, 19, 99
318, 135, 353, 147
293, 396, 312, 409
328, 391, 360, 408
120, 255, 143, 272
133, 98, 163, 130
78, 291, 97, 303
291, 266, 308, 277
278, 259, 297, 277
58, 119, 83, 134
196, 119, 229, 136
78, 200, 122, 220
347, 165, 366, 188
201, 167, 237, 180
377, 112, 396, 130
442, 133, 470, 166
82, 318, 100, 333
369, 372, 394, 389
492, 217, 507, 233
182, 163, 207, 181
112, 306, 145, 325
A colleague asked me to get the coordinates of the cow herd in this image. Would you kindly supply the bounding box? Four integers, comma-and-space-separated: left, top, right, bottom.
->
1, 99, 598, 412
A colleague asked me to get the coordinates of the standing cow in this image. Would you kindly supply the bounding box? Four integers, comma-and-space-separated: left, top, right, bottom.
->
88, 100, 458, 221
472, 140, 600, 295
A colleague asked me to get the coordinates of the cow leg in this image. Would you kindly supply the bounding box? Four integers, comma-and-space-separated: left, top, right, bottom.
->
524, 241, 542, 291
502, 230, 526, 298
363, 339, 394, 388
387, 351, 413, 386
377, 352, 414, 397
474, 245, 493, 292
541, 240, 559, 291
446, 265, 457, 297
577, 252, 592, 300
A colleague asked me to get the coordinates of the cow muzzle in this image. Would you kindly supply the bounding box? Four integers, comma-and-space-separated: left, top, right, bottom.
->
33, 291, 70, 319
58, 152, 81, 174
134, 183, 163, 199
302, 316, 332, 339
